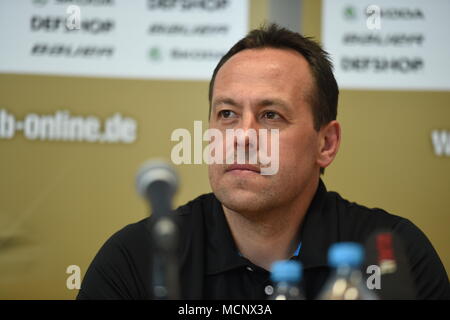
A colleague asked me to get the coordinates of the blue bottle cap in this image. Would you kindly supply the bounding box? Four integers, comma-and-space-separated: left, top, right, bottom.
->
270, 260, 302, 283
328, 242, 364, 268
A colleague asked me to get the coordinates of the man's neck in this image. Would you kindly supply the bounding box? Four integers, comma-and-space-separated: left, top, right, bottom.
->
222, 179, 319, 271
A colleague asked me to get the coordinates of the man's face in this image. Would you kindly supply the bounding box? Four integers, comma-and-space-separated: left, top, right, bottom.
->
208, 48, 322, 216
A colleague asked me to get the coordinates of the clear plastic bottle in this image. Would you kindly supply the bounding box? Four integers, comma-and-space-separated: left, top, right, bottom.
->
269, 260, 305, 300
317, 242, 378, 300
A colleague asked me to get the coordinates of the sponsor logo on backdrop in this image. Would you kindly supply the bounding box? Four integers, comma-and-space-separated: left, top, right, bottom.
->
322, 0, 450, 90
147, 0, 229, 11
31, 43, 114, 58
148, 23, 229, 36
0, 109, 137, 144
31, 15, 114, 34
148, 47, 163, 61
33, 0, 50, 7
1, 0, 248, 79
343, 5, 425, 21
342, 33, 424, 46
146, 47, 225, 62
171, 48, 225, 60
339, 3, 426, 75
56, 0, 114, 5
367, 7, 424, 20
341, 56, 423, 73
34, 0, 114, 7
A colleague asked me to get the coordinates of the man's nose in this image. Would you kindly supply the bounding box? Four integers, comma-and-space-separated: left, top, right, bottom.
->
234, 112, 259, 148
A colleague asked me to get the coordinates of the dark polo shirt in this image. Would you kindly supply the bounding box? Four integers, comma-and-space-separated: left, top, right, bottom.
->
77, 180, 450, 300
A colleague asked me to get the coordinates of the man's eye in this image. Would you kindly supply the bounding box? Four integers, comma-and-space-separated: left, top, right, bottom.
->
219, 110, 236, 119
263, 111, 281, 120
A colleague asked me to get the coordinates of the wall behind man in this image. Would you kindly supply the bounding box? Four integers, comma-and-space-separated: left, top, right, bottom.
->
302, 0, 450, 277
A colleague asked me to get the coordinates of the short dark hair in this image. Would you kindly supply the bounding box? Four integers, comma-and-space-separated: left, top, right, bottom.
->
208, 23, 339, 132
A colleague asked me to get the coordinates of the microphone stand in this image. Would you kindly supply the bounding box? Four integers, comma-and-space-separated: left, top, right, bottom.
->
150, 214, 180, 299
136, 161, 181, 300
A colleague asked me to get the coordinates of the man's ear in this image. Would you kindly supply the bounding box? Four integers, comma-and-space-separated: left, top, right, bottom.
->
317, 120, 341, 170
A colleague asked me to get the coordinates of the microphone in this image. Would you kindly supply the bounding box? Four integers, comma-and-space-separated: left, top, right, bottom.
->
136, 160, 179, 219
364, 230, 416, 299
135, 159, 180, 299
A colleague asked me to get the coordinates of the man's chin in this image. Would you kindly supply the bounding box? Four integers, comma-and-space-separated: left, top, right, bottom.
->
215, 189, 269, 214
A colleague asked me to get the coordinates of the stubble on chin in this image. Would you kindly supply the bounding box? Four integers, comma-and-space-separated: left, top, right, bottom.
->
213, 181, 279, 218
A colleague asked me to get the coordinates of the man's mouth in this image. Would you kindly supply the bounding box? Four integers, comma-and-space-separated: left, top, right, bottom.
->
225, 164, 261, 174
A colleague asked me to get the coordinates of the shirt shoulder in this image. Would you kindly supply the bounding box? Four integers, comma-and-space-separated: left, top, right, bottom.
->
77, 193, 215, 300
326, 190, 406, 239
90, 192, 215, 251
77, 218, 152, 299
326, 190, 450, 299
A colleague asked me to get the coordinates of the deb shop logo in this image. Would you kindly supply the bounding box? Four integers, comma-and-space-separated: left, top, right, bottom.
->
30, 1, 115, 33
31, 14, 114, 34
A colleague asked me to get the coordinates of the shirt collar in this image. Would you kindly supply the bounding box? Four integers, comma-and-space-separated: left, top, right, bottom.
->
293, 242, 302, 257
205, 179, 337, 275
296, 179, 338, 270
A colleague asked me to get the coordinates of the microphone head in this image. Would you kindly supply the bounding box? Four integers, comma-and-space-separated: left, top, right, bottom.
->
135, 159, 179, 199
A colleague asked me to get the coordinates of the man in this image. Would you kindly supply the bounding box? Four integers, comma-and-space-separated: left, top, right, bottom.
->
77, 24, 450, 300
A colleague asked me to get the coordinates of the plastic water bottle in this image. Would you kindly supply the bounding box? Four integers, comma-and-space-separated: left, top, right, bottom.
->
269, 260, 305, 300
317, 242, 378, 300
